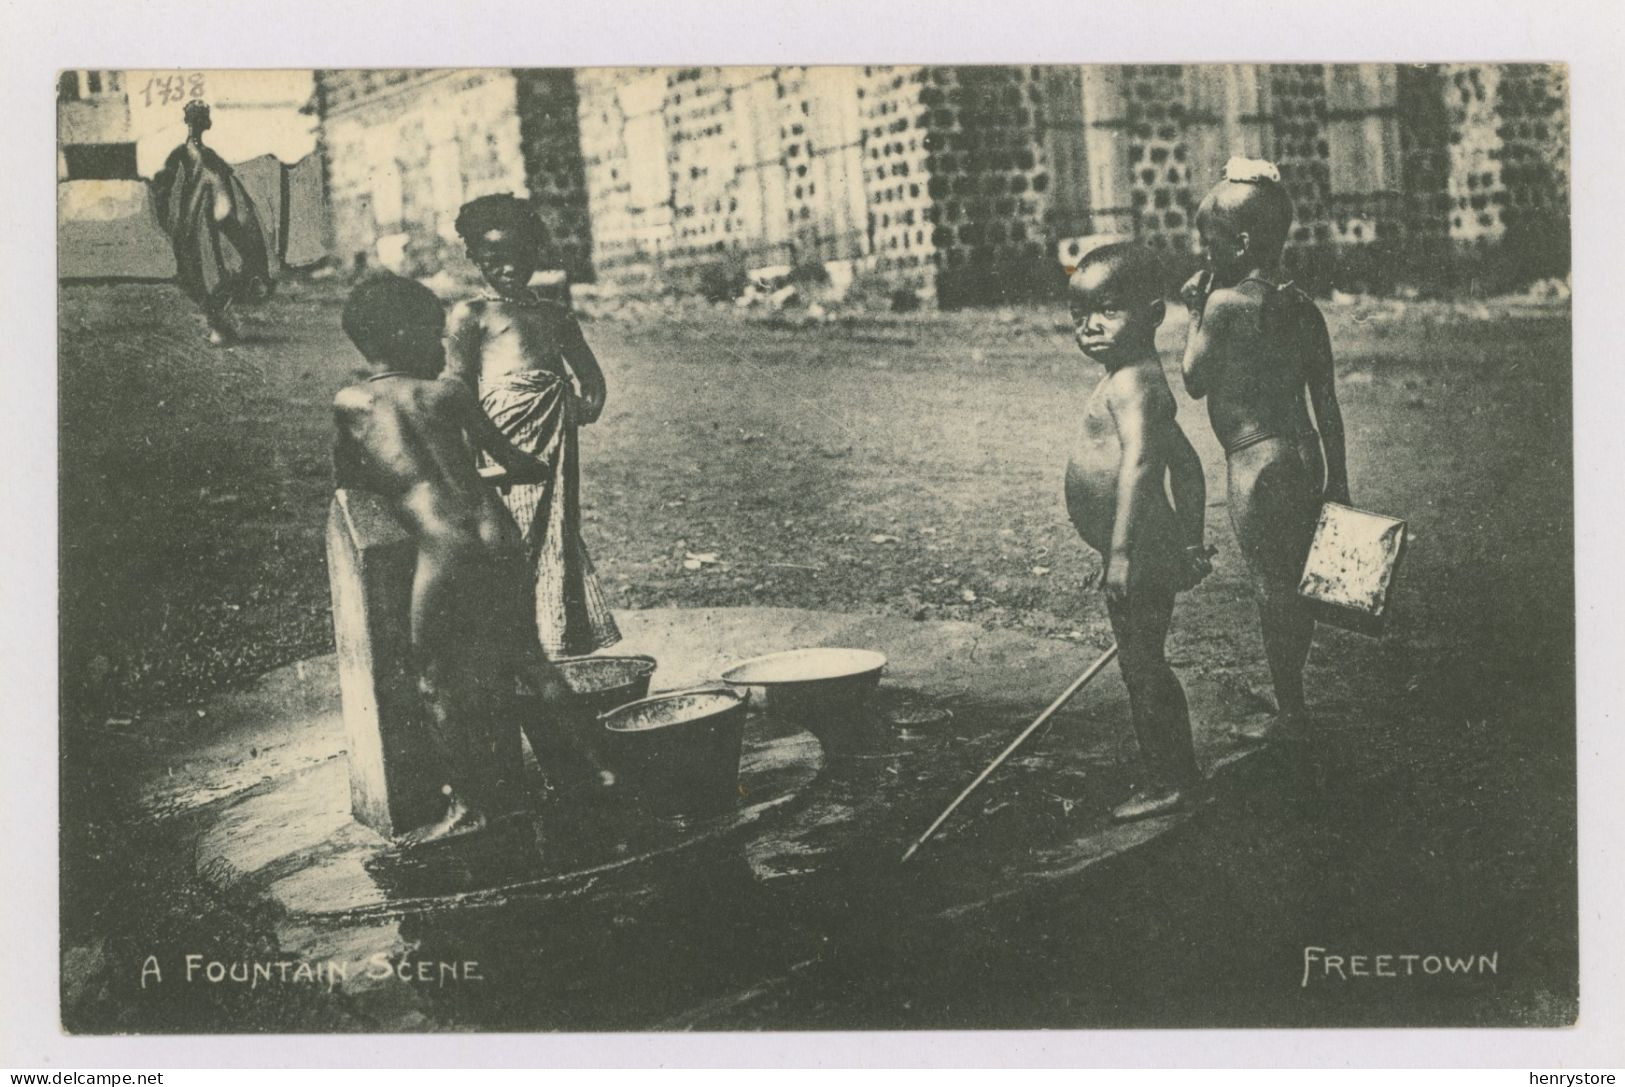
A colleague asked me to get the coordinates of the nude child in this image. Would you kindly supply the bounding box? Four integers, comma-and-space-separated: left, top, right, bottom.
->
1063, 243, 1212, 820
332, 273, 570, 847
1180, 158, 1351, 743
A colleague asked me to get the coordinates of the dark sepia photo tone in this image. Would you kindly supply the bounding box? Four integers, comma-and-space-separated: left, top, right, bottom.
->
56, 64, 1574, 1033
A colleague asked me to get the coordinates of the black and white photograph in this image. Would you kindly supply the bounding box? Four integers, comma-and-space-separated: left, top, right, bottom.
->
46, 58, 1585, 1035
12, 0, 1625, 1068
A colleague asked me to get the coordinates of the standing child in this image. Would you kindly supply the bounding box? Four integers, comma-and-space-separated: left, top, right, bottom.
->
332, 274, 571, 847
1180, 158, 1351, 743
1064, 243, 1213, 821
445, 194, 620, 659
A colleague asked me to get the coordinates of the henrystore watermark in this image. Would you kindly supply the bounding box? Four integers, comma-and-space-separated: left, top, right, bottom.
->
139, 954, 483, 991
1301, 946, 1499, 987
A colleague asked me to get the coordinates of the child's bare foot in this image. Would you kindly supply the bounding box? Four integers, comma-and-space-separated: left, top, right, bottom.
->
1111, 788, 1188, 823
206, 311, 242, 346
394, 789, 488, 849
1226, 712, 1311, 745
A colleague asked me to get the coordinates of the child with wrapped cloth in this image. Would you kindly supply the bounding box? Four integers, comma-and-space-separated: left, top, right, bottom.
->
444, 194, 621, 658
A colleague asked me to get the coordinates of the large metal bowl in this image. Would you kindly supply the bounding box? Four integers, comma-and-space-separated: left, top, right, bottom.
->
599, 687, 749, 815
720, 647, 887, 753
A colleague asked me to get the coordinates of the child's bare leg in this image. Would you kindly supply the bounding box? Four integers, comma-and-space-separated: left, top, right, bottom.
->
397, 533, 499, 846
1106, 583, 1200, 821
409, 533, 472, 664
468, 506, 567, 706
1259, 594, 1313, 720
399, 650, 492, 847
507, 611, 613, 786
1228, 442, 1318, 736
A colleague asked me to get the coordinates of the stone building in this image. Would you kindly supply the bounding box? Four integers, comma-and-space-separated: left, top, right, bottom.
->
58, 70, 137, 180
315, 69, 592, 282
317, 63, 1569, 306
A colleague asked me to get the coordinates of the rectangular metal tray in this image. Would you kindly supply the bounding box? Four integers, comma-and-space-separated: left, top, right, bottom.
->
1297, 501, 1408, 636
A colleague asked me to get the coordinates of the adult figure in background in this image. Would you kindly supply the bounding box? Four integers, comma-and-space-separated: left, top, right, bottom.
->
152, 100, 272, 346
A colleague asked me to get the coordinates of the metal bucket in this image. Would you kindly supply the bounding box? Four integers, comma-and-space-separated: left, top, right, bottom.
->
521, 655, 656, 789
599, 687, 749, 815
720, 648, 886, 754
1297, 503, 1408, 636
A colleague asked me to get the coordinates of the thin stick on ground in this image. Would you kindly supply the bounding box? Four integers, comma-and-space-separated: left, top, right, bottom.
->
900, 642, 1119, 864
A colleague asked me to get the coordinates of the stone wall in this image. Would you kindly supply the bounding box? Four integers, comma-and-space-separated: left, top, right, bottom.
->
1440, 63, 1569, 284
574, 65, 877, 297
515, 70, 595, 283
574, 64, 1079, 305
852, 66, 934, 298
319, 70, 526, 275
915, 66, 1068, 306
1394, 65, 1456, 285
318, 69, 594, 282
318, 64, 1570, 304
1053, 63, 1567, 294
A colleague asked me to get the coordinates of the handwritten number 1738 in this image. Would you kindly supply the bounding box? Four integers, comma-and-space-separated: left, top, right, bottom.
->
142, 73, 206, 108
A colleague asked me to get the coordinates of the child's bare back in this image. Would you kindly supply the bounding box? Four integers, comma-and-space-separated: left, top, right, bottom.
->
1182, 279, 1320, 456
333, 274, 568, 849
1183, 270, 1327, 611
334, 375, 523, 554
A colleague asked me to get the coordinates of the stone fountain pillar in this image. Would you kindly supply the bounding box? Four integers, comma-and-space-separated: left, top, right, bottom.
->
325, 489, 440, 837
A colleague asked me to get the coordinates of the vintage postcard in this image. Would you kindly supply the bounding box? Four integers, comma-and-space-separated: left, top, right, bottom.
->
52, 59, 1581, 1039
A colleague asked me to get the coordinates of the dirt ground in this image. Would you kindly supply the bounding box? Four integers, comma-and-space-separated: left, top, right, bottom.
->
57, 279, 1576, 1028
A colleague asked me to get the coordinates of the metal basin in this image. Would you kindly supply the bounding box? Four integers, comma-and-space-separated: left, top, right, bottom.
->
556, 654, 657, 703
522, 655, 656, 790
720, 648, 887, 754
600, 687, 749, 815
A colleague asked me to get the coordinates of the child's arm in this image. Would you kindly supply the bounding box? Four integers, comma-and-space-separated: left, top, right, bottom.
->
1165, 423, 1215, 590
331, 392, 366, 490
1165, 425, 1207, 551
1302, 304, 1350, 504
1179, 269, 1212, 319
1180, 287, 1246, 400
1103, 371, 1175, 601
442, 301, 483, 390
439, 382, 548, 485
558, 312, 607, 424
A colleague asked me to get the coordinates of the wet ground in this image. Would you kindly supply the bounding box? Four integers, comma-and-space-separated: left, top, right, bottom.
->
58, 283, 1576, 1031
78, 606, 1266, 1031
66, 587, 1573, 1032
